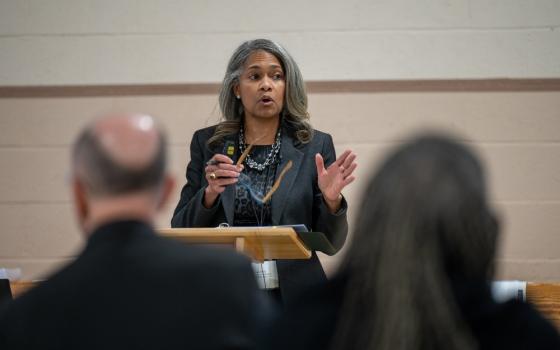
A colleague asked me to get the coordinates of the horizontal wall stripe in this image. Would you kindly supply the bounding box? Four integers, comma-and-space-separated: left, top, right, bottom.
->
0, 83, 220, 98
2, 78, 560, 98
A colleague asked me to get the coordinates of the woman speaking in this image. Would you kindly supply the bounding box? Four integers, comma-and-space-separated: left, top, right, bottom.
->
171, 39, 357, 306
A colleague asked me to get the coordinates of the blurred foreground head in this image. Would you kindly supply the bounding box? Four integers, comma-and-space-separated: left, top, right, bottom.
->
336, 134, 499, 350
70, 113, 174, 234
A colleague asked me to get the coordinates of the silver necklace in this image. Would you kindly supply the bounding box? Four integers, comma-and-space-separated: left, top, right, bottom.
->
239, 127, 281, 171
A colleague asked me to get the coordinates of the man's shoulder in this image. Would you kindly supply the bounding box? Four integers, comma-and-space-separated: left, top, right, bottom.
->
146, 236, 257, 297
143, 232, 252, 273
58, 221, 251, 285
90, 221, 251, 272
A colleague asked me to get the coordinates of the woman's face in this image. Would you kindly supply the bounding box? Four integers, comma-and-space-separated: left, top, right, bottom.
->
234, 50, 285, 122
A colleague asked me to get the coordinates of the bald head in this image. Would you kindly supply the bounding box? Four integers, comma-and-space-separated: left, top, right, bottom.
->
72, 114, 167, 197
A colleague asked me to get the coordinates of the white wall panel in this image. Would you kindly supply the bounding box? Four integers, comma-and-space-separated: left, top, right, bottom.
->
1, 1, 559, 85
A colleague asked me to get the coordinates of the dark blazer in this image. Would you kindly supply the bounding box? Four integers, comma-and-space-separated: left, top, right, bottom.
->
0, 220, 260, 350
262, 274, 560, 350
172, 125, 348, 306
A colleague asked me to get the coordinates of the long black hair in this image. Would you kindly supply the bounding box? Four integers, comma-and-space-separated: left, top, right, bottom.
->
331, 134, 499, 350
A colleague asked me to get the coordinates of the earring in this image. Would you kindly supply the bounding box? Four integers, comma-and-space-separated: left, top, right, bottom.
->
236, 95, 241, 99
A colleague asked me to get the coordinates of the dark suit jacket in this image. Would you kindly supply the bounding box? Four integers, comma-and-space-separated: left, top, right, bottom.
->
172, 125, 348, 306
262, 273, 560, 350
0, 220, 260, 350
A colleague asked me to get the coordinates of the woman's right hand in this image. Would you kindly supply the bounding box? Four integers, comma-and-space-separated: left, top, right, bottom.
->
203, 154, 243, 208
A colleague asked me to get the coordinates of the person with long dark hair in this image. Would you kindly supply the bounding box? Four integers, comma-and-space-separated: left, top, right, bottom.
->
171, 39, 357, 306
263, 134, 560, 350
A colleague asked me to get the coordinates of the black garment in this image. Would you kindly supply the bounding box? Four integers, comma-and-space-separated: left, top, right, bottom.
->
262, 274, 560, 350
0, 220, 260, 350
172, 125, 349, 306
234, 145, 278, 227
0, 279, 11, 303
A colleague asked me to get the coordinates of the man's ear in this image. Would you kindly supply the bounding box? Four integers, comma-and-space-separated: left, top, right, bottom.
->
72, 177, 89, 232
156, 174, 175, 211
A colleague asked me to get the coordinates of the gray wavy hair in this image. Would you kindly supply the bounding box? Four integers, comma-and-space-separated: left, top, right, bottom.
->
208, 39, 313, 147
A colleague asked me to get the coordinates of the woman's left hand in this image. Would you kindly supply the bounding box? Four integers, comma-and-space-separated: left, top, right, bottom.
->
315, 149, 357, 213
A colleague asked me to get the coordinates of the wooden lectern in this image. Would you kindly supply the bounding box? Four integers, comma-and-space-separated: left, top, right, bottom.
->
158, 227, 312, 262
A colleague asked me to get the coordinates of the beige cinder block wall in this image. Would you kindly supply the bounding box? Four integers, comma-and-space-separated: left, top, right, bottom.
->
1, 88, 559, 281
0, 1, 559, 280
